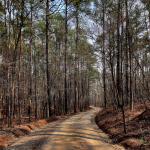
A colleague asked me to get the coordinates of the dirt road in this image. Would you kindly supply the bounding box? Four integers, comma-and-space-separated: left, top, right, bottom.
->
7, 108, 124, 150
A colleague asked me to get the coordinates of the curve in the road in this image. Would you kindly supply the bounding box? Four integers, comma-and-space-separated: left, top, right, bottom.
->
7, 107, 124, 150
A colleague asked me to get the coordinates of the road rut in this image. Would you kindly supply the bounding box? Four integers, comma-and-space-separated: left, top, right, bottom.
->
7, 108, 124, 150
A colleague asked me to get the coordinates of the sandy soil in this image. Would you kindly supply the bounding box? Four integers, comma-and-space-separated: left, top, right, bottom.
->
7, 107, 124, 150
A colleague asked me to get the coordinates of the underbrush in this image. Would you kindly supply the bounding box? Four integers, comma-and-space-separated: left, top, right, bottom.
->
0, 116, 60, 149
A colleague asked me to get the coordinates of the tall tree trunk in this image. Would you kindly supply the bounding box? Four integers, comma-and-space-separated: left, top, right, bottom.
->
102, 1, 107, 108
74, 2, 80, 113
45, 0, 51, 117
125, 0, 129, 106
64, 0, 68, 114
117, 0, 127, 134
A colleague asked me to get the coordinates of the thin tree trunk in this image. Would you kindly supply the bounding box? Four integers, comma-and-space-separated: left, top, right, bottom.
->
64, 0, 68, 114
102, 1, 107, 108
45, 0, 51, 117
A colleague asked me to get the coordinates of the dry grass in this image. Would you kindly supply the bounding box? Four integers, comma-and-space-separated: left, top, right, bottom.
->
0, 135, 14, 149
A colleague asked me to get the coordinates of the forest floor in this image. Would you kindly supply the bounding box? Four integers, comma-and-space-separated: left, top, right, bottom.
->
96, 102, 150, 150
0, 115, 69, 149
4, 107, 124, 150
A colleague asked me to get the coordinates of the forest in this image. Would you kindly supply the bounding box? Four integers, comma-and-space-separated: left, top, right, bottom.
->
0, 0, 149, 149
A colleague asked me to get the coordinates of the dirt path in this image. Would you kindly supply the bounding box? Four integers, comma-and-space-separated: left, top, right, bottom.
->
7, 108, 124, 150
